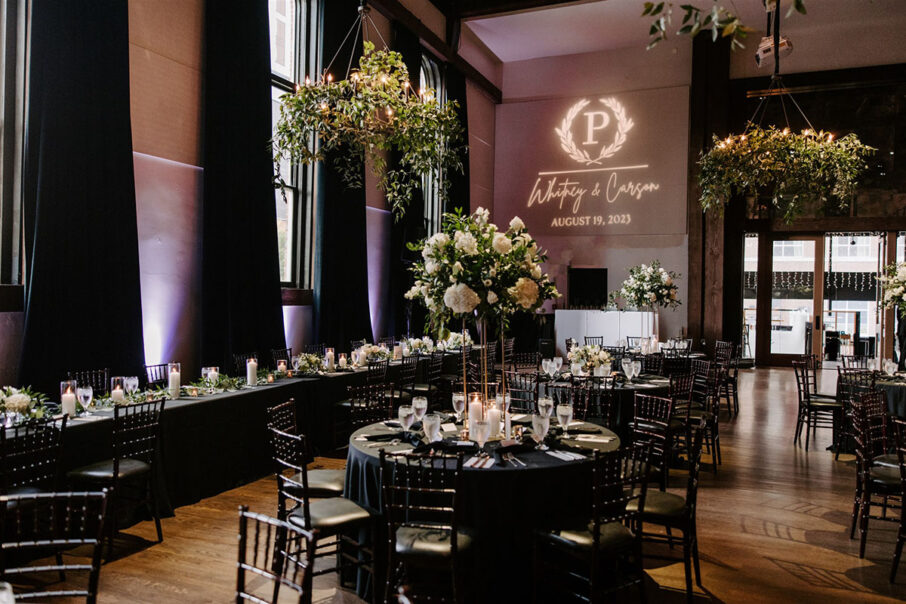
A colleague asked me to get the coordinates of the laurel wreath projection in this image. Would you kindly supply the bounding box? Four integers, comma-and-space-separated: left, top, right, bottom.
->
555, 97, 635, 166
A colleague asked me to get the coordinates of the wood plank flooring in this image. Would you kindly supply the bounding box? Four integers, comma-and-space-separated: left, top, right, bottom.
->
41, 368, 906, 602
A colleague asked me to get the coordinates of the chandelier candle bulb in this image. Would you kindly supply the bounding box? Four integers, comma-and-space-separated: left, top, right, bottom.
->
168, 363, 181, 400
246, 358, 258, 386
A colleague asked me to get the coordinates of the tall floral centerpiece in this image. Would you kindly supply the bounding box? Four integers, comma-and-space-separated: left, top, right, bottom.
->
609, 260, 681, 340
406, 208, 559, 417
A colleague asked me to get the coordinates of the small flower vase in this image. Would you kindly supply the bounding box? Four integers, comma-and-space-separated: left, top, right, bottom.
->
593, 364, 607, 377
602, 362, 612, 376
571, 363, 583, 376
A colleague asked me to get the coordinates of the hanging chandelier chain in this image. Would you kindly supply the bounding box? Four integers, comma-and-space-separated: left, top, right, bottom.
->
322, 3, 391, 81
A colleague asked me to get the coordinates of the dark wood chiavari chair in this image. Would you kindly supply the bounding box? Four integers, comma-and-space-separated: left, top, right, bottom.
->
67, 399, 166, 560
842, 355, 871, 370
350, 339, 367, 353
533, 444, 650, 602
266, 400, 345, 498
890, 417, 906, 583
271, 428, 374, 597
584, 336, 604, 346
503, 337, 515, 372
601, 346, 626, 362
851, 390, 899, 559
792, 360, 844, 452
547, 383, 589, 423
232, 352, 258, 376
67, 368, 110, 396
504, 370, 538, 414
380, 450, 469, 603
669, 373, 696, 452
440, 344, 473, 387
632, 393, 675, 491
626, 336, 643, 348
0, 491, 108, 603
583, 382, 616, 429
0, 416, 67, 494
628, 427, 705, 601
688, 360, 721, 473
344, 383, 393, 437
663, 354, 691, 377
409, 351, 444, 409
366, 359, 389, 386
640, 352, 664, 376
720, 344, 740, 415
271, 347, 293, 369
236, 506, 317, 604
799, 353, 837, 401
513, 351, 540, 373
378, 336, 395, 348
302, 343, 326, 356
837, 366, 877, 459
143, 363, 168, 388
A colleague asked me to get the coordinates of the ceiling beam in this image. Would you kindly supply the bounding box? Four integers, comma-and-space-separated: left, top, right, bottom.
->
453, 0, 589, 19
367, 0, 502, 103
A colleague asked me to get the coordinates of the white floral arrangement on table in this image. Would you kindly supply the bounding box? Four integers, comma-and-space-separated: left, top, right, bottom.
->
879, 262, 906, 317
293, 353, 323, 374
405, 207, 560, 334
439, 331, 473, 351
355, 343, 393, 364
609, 260, 681, 309
401, 337, 434, 355
567, 345, 613, 371
0, 386, 49, 421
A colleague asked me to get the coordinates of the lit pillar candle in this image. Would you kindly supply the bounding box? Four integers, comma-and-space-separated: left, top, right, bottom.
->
339, 353, 347, 369
246, 358, 258, 386
61, 388, 76, 417
487, 407, 501, 438
168, 363, 181, 399
468, 395, 483, 438
111, 387, 125, 403
325, 349, 335, 371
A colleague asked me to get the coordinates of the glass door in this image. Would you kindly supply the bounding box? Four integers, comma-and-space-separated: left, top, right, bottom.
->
768, 237, 819, 361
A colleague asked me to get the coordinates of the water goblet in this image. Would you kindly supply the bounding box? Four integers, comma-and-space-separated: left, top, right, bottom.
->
556, 403, 574, 436
541, 358, 551, 377
423, 413, 442, 442
292, 356, 301, 371
413, 396, 428, 422
496, 392, 511, 414
531, 413, 550, 449
473, 419, 491, 448
452, 393, 465, 423
622, 358, 634, 383
537, 396, 554, 419
553, 356, 563, 374
76, 385, 93, 415
632, 360, 642, 380
125, 376, 139, 395
398, 405, 416, 431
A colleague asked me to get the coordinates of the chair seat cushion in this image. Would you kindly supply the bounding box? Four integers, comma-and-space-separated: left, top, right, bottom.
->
386, 390, 413, 405
288, 497, 371, 534
540, 521, 635, 555
687, 409, 714, 423
872, 453, 899, 469
808, 397, 842, 408
626, 490, 686, 522
67, 458, 150, 482
410, 383, 438, 393
283, 469, 347, 498
394, 525, 472, 562
869, 465, 900, 487
813, 393, 837, 402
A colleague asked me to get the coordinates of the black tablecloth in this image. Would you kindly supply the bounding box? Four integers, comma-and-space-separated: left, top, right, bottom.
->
345, 420, 620, 602
877, 381, 906, 417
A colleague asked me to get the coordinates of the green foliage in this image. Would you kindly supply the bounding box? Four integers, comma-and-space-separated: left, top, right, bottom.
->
698, 126, 875, 222
642, 1, 807, 50
272, 41, 465, 217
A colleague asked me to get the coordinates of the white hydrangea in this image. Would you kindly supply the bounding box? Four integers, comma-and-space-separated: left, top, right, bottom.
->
3, 393, 31, 414
509, 277, 539, 309
492, 232, 512, 255
453, 231, 478, 256
474, 207, 490, 225
443, 283, 480, 314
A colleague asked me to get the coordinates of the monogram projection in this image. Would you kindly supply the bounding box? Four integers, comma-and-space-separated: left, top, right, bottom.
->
494, 86, 689, 236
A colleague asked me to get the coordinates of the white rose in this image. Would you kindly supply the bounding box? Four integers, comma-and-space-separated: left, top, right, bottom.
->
509, 216, 525, 232
474, 207, 490, 225
508, 277, 540, 309
421, 246, 432, 260
443, 283, 481, 314
404, 285, 421, 299
452, 261, 463, 275
487, 291, 498, 304
492, 232, 512, 255
454, 231, 478, 256
425, 259, 439, 274
428, 232, 449, 247
531, 265, 542, 279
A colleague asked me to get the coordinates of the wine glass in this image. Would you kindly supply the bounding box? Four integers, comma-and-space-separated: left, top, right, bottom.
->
473, 419, 491, 448
496, 393, 511, 414
557, 403, 574, 436
292, 356, 301, 371
553, 356, 563, 374
398, 405, 416, 431
423, 413, 442, 442
413, 396, 428, 422
452, 393, 465, 423
622, 358, 634, 383
537, 396, 554, 418
632, 360, 642, 380
76, 385, 93, 415
125, 376, 139, 395
531, 413, 550, 449
541, 358, 551, 377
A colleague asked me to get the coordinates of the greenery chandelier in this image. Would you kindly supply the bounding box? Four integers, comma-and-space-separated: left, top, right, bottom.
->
694, 1, 874, 222
271, 4, 465, 217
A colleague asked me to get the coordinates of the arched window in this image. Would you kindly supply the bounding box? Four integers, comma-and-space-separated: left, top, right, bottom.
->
419, 53, 444, 234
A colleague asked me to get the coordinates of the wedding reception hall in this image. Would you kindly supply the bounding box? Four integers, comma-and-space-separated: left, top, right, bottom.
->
2, 0, 906, 602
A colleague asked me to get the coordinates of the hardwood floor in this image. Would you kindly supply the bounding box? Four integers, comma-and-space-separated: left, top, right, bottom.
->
42, 368, 906, 602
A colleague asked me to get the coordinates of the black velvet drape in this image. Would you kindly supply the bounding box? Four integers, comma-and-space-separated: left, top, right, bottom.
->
20, 0, 145, 396
200, 0, 286, 369
386, 24, 426, 339
445, 67, 470, 216
312, 0, 373, 352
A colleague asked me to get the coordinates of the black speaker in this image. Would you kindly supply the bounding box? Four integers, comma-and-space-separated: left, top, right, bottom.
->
567, 267, 608, 308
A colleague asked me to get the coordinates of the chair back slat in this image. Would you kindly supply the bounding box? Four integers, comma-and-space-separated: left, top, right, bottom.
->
640, 353, 664, 376
513, 352, 540, 373
632, 394, 674, 469
399, 355, 418, 388
232, 352, 258, 377
236, 505, 317, 604
302, 343, 326, 356
144, 363, 168, 388
67, 368, 110, 396
0, 417, 67, 492
504, 371, 537, 414
584, 336, 604, 346
347, 384, 393, 430
113, 399, 165, 467
852, 390, 889, 466
266, 399, 297, 434
367, 359, 390, 386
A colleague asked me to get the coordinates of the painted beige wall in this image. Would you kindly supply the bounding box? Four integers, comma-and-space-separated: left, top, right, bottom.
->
467, 80, 496, 214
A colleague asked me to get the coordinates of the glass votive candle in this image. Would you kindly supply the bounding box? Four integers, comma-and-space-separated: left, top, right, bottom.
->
266, 373, 275, 383
188, 386, 199, 397
168, 362, 181, 399
276, 360, 287, 373
110, 377, 126, 403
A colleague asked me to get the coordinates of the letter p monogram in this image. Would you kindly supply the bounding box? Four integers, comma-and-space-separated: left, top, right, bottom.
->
582, 111, 610, 145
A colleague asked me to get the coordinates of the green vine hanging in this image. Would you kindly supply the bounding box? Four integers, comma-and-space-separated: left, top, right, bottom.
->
272, 41, 465, 217
699, 126, 875, 222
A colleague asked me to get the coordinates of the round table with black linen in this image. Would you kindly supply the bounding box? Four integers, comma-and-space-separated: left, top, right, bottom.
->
344, 419, 620, 603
